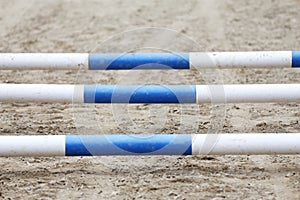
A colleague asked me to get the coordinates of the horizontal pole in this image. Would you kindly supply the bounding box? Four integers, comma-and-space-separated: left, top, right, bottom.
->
1, 84, 300, 104
0, 134, 299, 156
0, 51, 299, 70
0, 53, 89, 70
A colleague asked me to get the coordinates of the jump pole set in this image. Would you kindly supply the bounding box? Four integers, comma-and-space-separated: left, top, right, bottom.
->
0, 51, 300, 156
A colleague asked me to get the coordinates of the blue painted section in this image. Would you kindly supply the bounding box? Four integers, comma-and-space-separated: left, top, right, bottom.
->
65, 135, 92, 156
84, 85, 196, 104
65, 134, 192, 156
292, 51, 300, 68
88, 53, 190, 70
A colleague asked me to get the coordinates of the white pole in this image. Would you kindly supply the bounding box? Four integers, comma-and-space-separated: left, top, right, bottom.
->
0, 51, 298, 70
0, 84, 84, 103
0, 134, 298, 156
0, 135, 65, 156
190, 51, 292, 68
192, 133, 300, 155
196, 84, 300, 103
0, 53, 89, 70
1, 84, 300, 104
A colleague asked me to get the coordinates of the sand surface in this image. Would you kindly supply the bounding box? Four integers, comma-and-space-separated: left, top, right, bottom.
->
0, 0, 299, 199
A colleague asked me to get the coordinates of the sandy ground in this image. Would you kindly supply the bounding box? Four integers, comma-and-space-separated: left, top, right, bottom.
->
0, 0, 300, 199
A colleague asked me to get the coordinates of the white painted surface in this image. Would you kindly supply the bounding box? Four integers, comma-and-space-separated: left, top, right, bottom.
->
0, 135, 65, 156
0, 53, 89, 69
0, 84, 84, 103
190, 51, 292, 68
196, 84, 300, 103
192, 133, 300, 155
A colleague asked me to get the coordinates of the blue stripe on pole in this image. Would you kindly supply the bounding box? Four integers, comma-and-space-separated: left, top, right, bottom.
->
292, 51, 300, 68
84, 85, 196, 103
65, 134, 192, 156
88, 53, 190, 70
65, 135, 92, 156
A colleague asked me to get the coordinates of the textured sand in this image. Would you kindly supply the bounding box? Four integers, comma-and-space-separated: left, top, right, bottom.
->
0, 0, 299, 199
